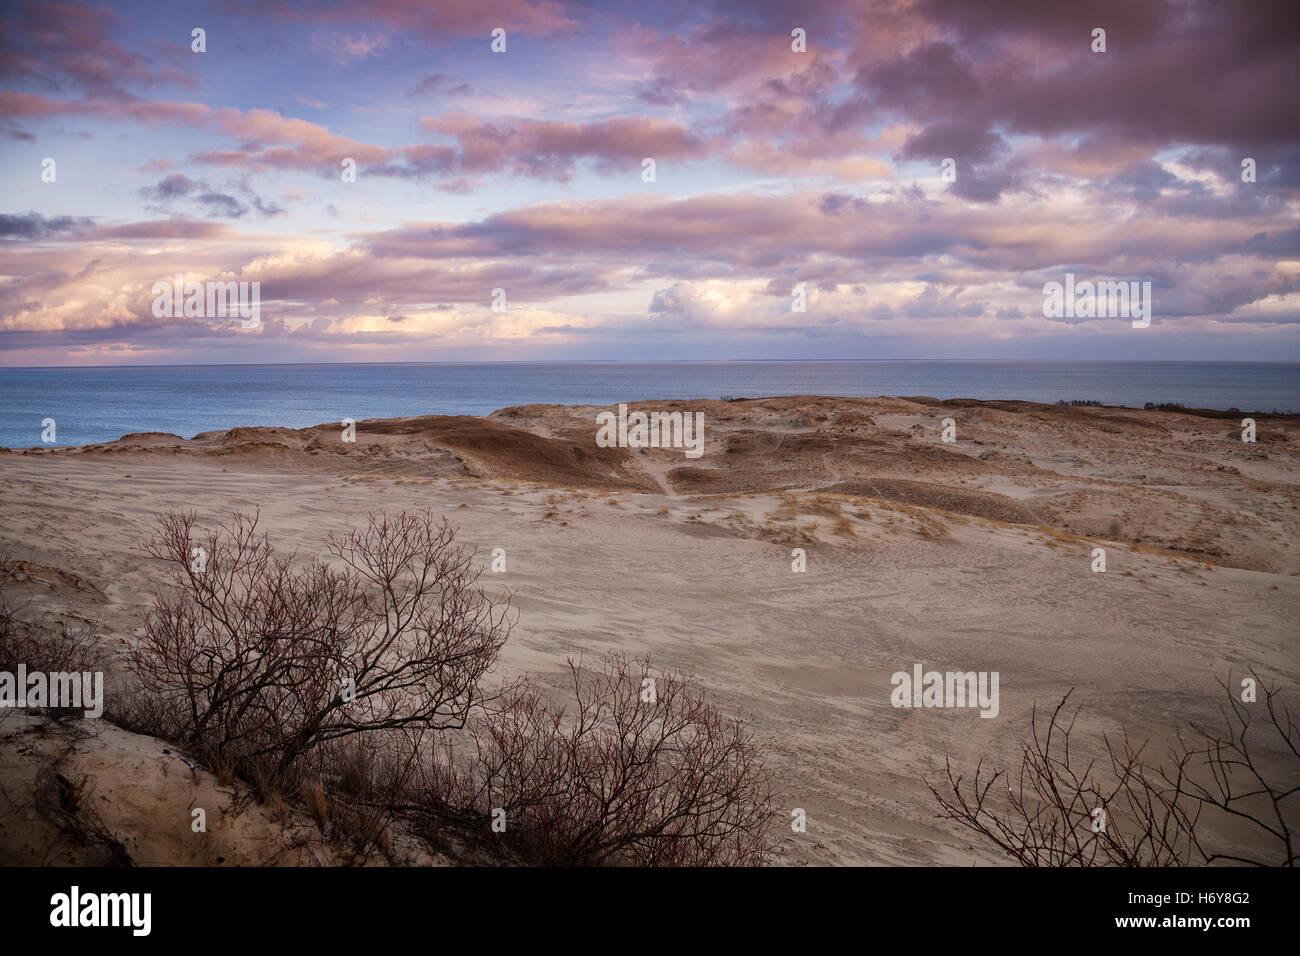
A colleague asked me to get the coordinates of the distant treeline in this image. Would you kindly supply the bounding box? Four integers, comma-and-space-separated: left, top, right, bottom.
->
1142, 402, 1295, 415
1057, 399, 1296, 415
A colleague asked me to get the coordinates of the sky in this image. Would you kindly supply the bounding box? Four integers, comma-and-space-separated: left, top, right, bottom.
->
0, 0, 1298, 366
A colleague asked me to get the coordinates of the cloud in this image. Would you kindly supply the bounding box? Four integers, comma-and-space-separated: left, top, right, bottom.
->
0, 0, 1296, 363
141, 173, 199, 201
853, 0, 1300, 152
406, 74, 473, 98
139, 174, 284, 220
415, 113, 713, 180
309, 30, 390, 64
0, 0, 196, 100
0, 212, 94, 239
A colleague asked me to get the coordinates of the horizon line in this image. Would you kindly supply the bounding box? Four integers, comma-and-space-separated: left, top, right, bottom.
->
3, 358, 1299, 372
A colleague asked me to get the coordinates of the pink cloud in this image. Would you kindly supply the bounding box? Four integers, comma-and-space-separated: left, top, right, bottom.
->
260, 0, 578, 39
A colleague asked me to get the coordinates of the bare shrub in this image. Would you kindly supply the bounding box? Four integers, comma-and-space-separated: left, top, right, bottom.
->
56, 514, 777, 867
33, 763, 134, 867
0, 553, 104, 723
1169, 675, 1299, 866
423, 654, 776, 866
307, 731, 424, 864
930, 676, 1298, 866
927, 693, 1193, 866
123, 510, 512, 797
20, 724, 134, 867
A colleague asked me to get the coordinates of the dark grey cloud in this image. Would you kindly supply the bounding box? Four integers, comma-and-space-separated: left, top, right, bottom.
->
406, 73, 472, 97
899, 121, 1008, 166
853, 0, 1300, 155
0, 212, 94, 239
140, 173, 284, 219
196, 192, 246, 218
141, 172, 198, 200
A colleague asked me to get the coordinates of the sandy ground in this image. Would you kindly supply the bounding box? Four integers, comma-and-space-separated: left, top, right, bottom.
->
1, 395, 1297, 865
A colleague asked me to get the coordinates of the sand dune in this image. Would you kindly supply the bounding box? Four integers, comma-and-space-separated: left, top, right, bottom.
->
2, 396, 1297, 865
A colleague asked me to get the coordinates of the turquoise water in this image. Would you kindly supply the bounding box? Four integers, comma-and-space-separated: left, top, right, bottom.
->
0, 360, 1295, 447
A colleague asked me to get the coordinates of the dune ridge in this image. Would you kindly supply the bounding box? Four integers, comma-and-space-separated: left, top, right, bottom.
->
11, 395, 1297, 573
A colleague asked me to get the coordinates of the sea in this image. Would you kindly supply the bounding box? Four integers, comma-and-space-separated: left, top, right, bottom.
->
0, 360, 1296, 448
